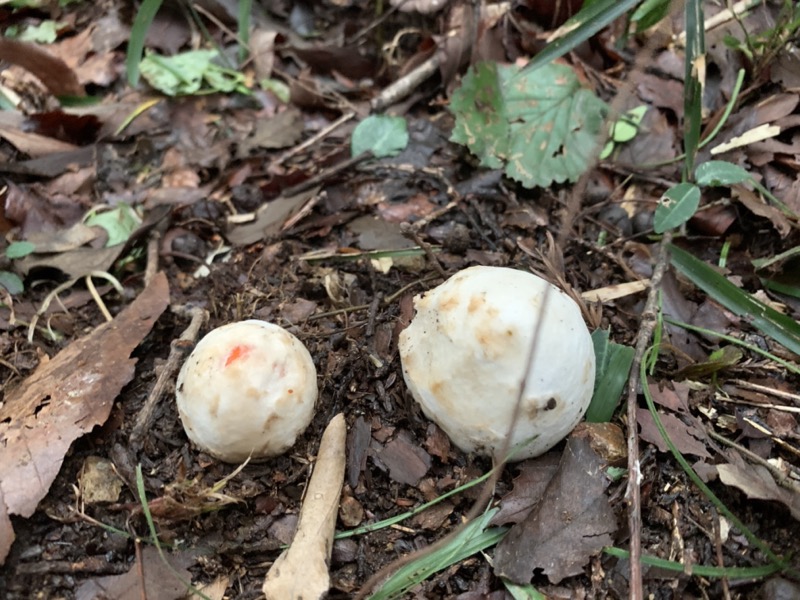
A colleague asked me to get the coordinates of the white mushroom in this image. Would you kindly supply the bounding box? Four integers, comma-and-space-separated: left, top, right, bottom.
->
176, 320, 317, 463
399, 266, 595, 461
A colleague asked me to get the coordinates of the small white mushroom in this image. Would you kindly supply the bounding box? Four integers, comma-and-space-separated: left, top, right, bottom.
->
176, 320, 317, 463
399, 266, 595, 461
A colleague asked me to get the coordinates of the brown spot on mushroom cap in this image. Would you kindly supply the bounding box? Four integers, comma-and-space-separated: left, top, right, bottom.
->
437, 291, 460, 312
467, 294, 485, 314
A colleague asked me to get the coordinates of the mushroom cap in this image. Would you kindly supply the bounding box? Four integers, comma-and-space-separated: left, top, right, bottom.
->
399, 266, 595, 461
176, 320, 317, 463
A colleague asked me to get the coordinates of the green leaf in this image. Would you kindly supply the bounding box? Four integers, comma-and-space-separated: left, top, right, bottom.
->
503, 580, 547, 600
449, 62, 509, 169
654, 182, 701, 233
127, 0, 163, 86
17, 20, 59, 43
351, 115, 409, 158
139, 49, 248, 96
6, 241, 35, 259
695, 160, 751, 186
586, 329, 634, 423
0, 271, 24, 295
85, 205, 140, 247
450, 62, 607, 188
683, 0, 705, 176
612, 105, 647, 143
518, 0, 640, 75
631, 0, 672, 31
370, 508, 507, 600
669, 244, 800, 356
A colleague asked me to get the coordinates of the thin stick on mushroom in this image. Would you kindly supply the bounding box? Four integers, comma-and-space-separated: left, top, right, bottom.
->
263, 413, 346, 600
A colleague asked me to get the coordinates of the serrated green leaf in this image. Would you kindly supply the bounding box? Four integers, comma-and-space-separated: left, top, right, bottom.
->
654, 182, 701, 233
0, 271, 24, 295
6, 241, 35, 259
451, 62, 607, 188
669, 243, 800, 356
449, 62, 509, 169
351, 115, 409, 158
85, 205, 140, 247
695, 160, 751, 186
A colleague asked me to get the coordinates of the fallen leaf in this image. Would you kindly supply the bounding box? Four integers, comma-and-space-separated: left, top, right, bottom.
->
493, 434, 617, 584
238, 107, 304, 155
636, 408, 712, 459
0, 273, 169, 564
226, 187, 320, 245
0, 38, 83, 96
75, 546, 193, 600
490, 452, 561, 526
16, 244, 127, 279
717, 454, 800, 521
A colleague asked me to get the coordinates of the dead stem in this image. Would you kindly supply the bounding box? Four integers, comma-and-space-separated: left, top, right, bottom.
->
129, 304, 208, 449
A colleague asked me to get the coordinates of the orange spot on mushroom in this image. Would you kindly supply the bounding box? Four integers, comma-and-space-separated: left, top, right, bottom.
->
225, 344, 251, 366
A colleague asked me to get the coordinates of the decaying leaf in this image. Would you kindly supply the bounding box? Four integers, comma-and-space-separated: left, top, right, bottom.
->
493, 433, 617, 584
74, 546, 194, 600
0, 273, 169, 564
717, 454, 800, 522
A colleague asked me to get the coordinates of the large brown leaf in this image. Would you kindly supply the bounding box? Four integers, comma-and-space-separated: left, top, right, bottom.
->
0, 272, 169, 564
493, 433, 617, 584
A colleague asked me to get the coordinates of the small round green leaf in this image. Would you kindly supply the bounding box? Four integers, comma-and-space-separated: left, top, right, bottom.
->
654, 182, 701, 233
612, 105, 647, 143
695, 160, 751, 187
0, 271, 24, 295
351, 115, 409, 158
6, 241, 35, 259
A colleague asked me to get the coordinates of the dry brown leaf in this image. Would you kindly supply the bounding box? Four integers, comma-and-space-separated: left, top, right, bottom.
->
717, 454, 800, 521
0, 273, 169, 564
493, 433, 617, 584
75, 546, 194, 600
636, 408, 712, 459
0, 38, 83, 97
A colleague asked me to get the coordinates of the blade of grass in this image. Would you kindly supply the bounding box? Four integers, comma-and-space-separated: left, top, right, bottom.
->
237, 0, 252, 64
604, 547, 784, 578
664, 316, 800, 376
368, 508, 507, 600
639, 348, 787, 568
683, 0, 705, 177
586, 329, 634, 422
135, 465, 212, 600
669, 244, 800, 356
127, 0, 163, 86
518, 0, 640, 75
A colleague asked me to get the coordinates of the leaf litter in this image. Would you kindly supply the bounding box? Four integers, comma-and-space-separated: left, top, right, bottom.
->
0, 0, 799, 598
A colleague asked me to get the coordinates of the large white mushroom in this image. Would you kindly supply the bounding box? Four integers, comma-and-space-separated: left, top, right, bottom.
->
176, 320, 317, 463
399, 266, 595, 461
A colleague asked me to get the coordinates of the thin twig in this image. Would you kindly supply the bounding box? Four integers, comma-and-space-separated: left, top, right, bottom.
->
624, 231, 673, 599
271, 111, 355, 168
129, 304, 208, 449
